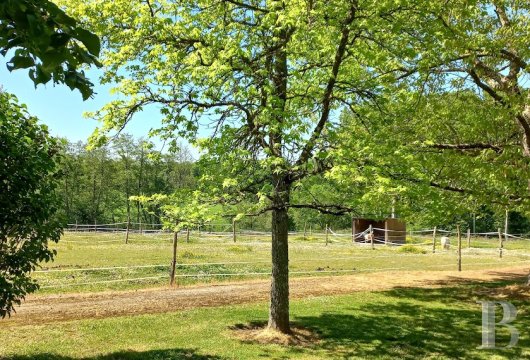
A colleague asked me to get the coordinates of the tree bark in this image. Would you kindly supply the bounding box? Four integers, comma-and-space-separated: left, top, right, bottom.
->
170, 229, 178, 286
268, 177, 291, 333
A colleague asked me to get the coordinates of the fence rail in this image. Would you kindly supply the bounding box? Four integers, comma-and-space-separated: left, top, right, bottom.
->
41, 223, 530, 290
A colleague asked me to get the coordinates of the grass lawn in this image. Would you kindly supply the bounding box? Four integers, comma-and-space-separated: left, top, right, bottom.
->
31, 231, 530, 294
1, 277, 529, 359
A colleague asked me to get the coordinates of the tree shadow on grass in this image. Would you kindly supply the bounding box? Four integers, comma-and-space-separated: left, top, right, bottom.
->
295, 282, 528, 359
383, 278, 530, 304
3, 348, 224, 360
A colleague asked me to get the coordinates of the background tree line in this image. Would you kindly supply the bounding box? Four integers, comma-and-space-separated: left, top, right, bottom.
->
56, 129, 530, 234
57, 134, 196, 226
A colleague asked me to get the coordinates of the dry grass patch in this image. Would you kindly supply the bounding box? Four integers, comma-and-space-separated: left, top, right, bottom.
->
230, 322, 320, 346
473, 283, 530, 301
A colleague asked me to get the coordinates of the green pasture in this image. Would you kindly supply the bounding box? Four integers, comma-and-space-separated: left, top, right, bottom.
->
2, 277, 529, 359
31, 231, 530, 294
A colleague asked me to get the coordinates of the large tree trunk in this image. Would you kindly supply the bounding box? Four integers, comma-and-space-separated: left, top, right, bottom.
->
268, 177, 291, 333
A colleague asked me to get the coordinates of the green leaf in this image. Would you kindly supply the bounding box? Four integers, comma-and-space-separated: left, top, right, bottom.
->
7, 55, 35, 70
31, 65, 52, 85
50, 33, 71, 48
75, 27, 101, 56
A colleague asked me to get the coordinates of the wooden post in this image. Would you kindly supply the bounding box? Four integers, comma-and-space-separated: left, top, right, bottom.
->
232, 218, 236, 243
170, 228, 178, 286
370, 224, 374, 250
384, 220, 389, 245
467, 228, 471, 248
75, 220, 78, 232
498, 228, 504, 258
504, 208, 509, 243
139, 218, 143, 235
325, 224, 329, 246
125, 215, 130, 244
186, 227, 190, 243
94, 219, 97, 232
351, 217, 355, 243
432, 226, 437, 254
303, 221, 307, 240
457, 225, 462, 272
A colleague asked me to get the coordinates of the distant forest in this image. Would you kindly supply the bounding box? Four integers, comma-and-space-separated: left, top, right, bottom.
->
58, 134, 196, 226
58, 134, 530, 234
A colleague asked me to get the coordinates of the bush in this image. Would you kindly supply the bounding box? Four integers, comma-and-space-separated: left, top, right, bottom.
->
397, 245, 427, 254
0, 93, 63, 318
227, 245, 253, 253
180, 251, 204, 259
293, 236, 319, 242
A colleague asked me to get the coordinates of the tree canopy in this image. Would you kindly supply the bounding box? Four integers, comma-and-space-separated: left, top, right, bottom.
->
0, 0, 101, 99
0, 0, 102, 316
60, 0, 434, 333
0, 92, 63, 318
59, 0, 530, 333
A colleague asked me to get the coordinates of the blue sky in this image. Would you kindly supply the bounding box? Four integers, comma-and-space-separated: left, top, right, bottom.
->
0, 65, 163, 144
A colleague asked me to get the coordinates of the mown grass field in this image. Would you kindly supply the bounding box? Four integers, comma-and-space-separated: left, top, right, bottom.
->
1, 276, 529, 359
31, 230, 530, 294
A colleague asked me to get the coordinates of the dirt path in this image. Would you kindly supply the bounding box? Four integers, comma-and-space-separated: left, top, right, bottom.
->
4, 266, 529, 326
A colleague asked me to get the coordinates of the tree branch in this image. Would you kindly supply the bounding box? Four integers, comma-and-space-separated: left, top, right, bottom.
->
296, 1, 359, 166
289, 203, 357, 216
224, 0, 269, 13
467, 68, 505, 104
428, 143, 503, 154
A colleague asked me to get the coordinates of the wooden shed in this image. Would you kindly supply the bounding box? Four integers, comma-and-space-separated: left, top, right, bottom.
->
353, 217, 406, 244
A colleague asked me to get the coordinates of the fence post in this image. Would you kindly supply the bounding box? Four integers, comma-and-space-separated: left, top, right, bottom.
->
384, 220, 389, 245
94, 219, 97, 232
75, 220, 78, 232
232, 218, 236, 243
170, 227, 178, 286
457, 225, 462, 272
303, 221, 307, 240
351, 217, 355, 243
370, 224, 374, 250
467, 228, 471, 248
325, 224, 329, 246
432, 226, 437, 254
139, 218, 143, 235
505, 208, 509, 244
498, 228, 504, 258
186, 227, 190, 243
125, 215, 130, 244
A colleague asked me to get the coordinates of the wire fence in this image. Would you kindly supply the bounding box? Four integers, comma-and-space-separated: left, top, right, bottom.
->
35, 223, 530, 289
38, 223, 530, 290
65, 222, 530, 241
38, 258, 530, 289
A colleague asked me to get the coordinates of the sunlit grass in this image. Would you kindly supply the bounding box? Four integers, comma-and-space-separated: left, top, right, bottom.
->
30, 231, 530, 294
2, 278, 529, 359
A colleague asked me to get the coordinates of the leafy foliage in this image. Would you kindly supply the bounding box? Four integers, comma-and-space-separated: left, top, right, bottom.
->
0, 0, 101, 99
57, 136, 196, 224
59, 0, 530, 331
335, 90, 530, 228
0, 92, 63, 318
132, 190, 212, 232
